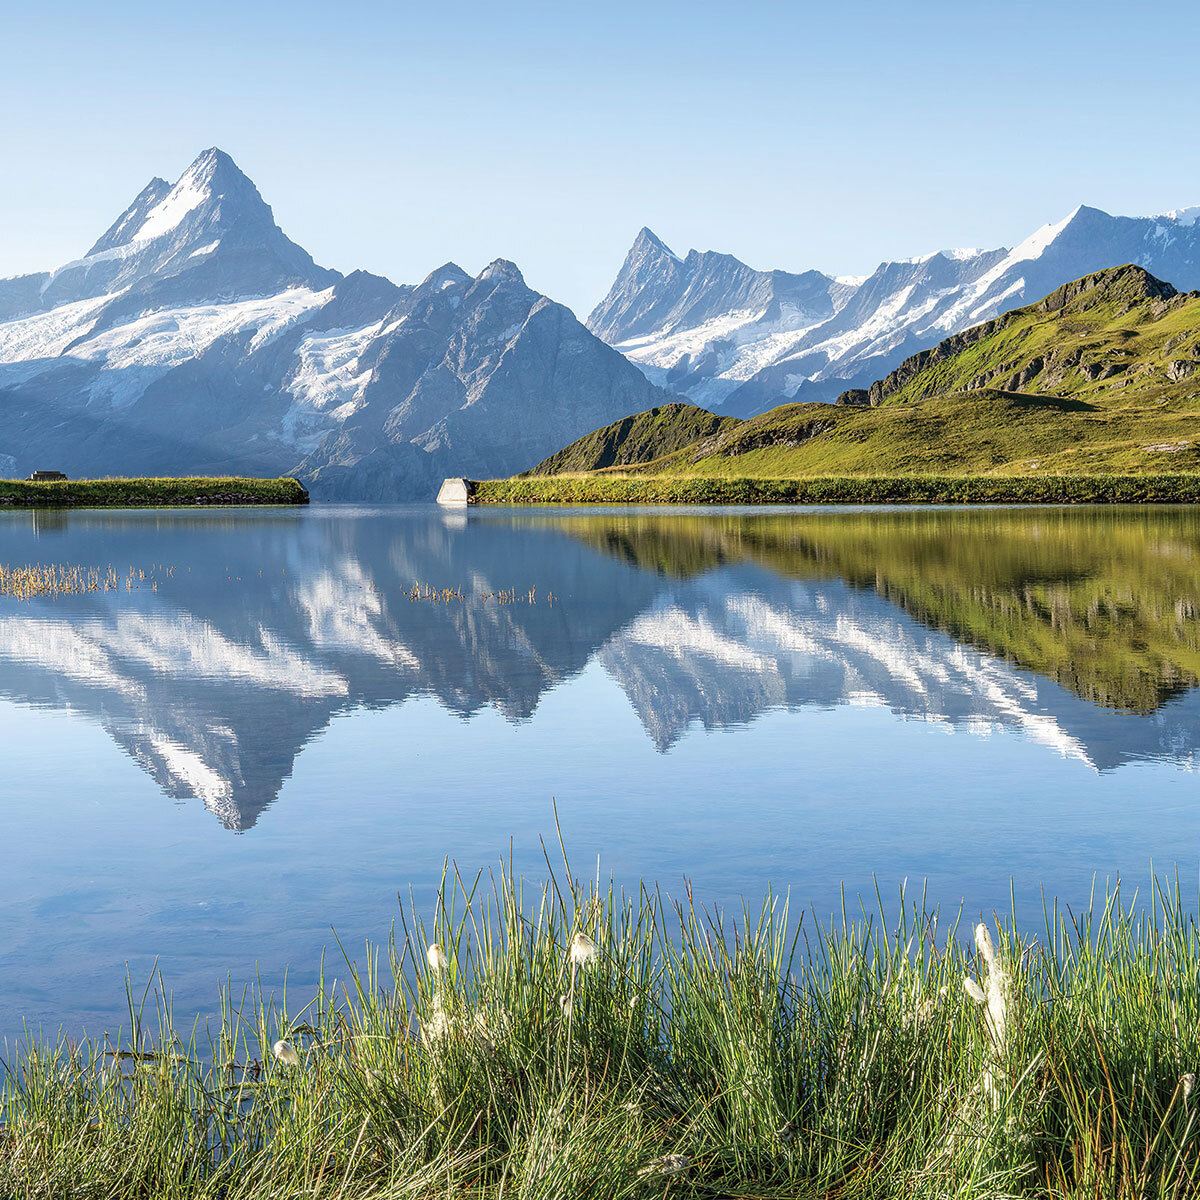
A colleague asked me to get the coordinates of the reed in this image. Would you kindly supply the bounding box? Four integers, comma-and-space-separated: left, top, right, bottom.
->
399, 582, 553, 605
2, 859, 1199, 1198
0, 563, 174, 600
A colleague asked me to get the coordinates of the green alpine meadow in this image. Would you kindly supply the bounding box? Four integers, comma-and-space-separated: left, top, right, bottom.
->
477, 265, 1200, 503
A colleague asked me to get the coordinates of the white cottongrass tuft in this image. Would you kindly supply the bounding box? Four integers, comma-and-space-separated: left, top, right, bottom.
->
964, 922, 1014, 1108
638, 1153, 690, 1177
974, 923, 1010, 1055
1183, 1072, 1196, 1101
426, 942, 449, 972
559, 992, 573, 1019
421, 1006, 453, 1045
569, 931, 598, 967
272, 1039, 300, 1067
900, 970, 947, 1030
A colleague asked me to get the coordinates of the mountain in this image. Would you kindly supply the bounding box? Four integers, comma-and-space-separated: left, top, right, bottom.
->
0, 149, 673, 498
588, 205, 1200, 413
0, 149, 338, 327
521, 264, 1200, 479
585, 227, 854, 411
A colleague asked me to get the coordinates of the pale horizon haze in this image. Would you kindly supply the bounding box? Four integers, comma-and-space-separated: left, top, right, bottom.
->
2, 0, 1199, 317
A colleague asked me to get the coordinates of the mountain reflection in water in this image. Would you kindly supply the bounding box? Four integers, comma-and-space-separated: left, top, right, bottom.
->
0, 505, 1196, 831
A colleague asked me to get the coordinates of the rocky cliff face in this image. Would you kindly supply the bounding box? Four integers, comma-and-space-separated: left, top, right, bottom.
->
589, 205, 1200, 414
0, 149, 674, 498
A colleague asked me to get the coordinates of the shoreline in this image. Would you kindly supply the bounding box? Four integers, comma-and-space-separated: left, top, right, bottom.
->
469, 472, 1200, 506
0, 476, 309, 507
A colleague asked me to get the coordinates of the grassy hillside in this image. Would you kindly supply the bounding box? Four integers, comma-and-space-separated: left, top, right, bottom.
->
526, 402, 739, 474
484, 264, 1200, 497
0, 476, 309, 507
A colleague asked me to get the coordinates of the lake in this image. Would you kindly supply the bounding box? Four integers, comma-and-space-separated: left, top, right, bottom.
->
1, 503, 1198, 1043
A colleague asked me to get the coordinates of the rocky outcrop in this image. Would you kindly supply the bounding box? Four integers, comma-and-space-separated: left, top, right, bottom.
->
1035, 263, 1177, 312
835, 388, 872, 406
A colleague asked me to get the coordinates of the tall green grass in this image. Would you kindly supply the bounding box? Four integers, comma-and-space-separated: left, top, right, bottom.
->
474, 473, 1200, 506
0, 476, 308, 507
3, 858, 1199, 1198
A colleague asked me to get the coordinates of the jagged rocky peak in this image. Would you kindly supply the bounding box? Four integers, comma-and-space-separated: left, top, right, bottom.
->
406, 261, 472, 304
395, 262, 473, 322
427, 262, 474, 289
463, 259, 530, 308
632, 226, 681, 262
586, 228, 689, 343
589, 226, 844, 353
476, 258, 526, 285
1037, 263, 1178, 313
87, 147, 271, 255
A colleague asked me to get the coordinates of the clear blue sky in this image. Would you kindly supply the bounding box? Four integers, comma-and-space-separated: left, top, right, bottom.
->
2, 0, 1197, 316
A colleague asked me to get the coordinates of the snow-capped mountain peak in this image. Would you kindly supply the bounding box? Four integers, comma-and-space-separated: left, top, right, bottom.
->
86, 148, 268, 257
87, 177, 172, 256
18, 148, 339, 321
121, 148, 237, 244
1005, 205, 1080, 261
477, 258, 525, 285
1160, 205, 1200, 227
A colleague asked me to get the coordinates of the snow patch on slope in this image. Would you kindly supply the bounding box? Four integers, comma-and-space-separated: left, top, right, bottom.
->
73, 288, 332, 407
284, 318, 388, 447
1159, 206, 1200, 227
0, 292, 116, 362
132, 173, 211, 242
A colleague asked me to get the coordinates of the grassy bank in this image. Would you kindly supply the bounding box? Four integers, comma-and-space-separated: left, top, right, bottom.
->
475, 472, 1200, 506
4, 859, 1200, 1198
0, 476, 309, 508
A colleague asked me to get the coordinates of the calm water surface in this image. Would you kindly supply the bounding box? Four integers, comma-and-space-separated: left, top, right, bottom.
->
1, 503, 1198, 1040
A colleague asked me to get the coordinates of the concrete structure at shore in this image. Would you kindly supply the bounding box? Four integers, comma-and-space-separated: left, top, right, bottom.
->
437, 478, 477, 505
